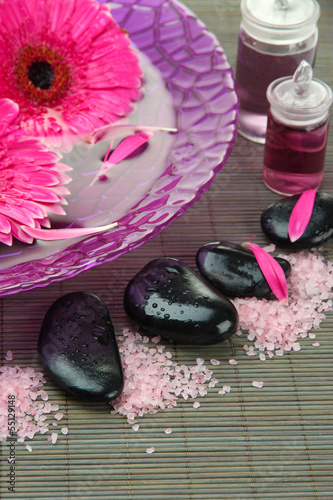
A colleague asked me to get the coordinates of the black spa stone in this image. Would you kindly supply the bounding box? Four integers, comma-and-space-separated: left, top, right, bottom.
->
124, 258, 238, 345
261, 192, 333, 249
38, 292, 123, 402
196, 241, 291, 298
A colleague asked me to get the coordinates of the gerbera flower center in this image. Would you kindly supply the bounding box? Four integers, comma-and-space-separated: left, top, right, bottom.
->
14, 45, 71, 106
28, 61, 55, 90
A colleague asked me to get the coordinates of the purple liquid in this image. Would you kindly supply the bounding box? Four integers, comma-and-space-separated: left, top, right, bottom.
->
263, 112, 329, 195
235, 30, 317, 142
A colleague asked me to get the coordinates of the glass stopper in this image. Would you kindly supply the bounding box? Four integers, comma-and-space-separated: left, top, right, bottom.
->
293, 60, 313, 97
274, 0, 289, 9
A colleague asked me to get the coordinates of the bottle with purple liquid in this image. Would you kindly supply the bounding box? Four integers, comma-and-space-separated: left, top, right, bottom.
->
263, 61, 332, 195
235, 0, 320, 143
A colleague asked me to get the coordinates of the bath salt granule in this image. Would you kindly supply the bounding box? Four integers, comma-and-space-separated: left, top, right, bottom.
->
252, 381, 264, 389
50, 432, 58, 444
5, 351, 13, 361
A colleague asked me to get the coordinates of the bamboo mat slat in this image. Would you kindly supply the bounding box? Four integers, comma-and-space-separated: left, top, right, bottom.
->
1, 0, 333, 499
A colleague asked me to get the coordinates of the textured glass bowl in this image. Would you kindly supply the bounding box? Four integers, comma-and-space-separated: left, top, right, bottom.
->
0, 0, 239, 297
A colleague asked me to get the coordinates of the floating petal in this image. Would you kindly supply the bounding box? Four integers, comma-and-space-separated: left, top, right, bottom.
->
21, 222, 118, 241
90, 132, 152, 185
288, 189, 317, 242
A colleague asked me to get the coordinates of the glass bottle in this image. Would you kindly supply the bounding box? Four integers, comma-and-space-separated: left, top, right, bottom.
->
235, 0, 320, 144
263, 60, 332, 195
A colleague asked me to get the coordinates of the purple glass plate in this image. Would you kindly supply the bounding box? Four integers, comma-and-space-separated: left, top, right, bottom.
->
0, 0, 239, 297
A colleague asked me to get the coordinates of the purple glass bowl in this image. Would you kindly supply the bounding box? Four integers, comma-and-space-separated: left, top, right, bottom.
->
0, 0, 239, 297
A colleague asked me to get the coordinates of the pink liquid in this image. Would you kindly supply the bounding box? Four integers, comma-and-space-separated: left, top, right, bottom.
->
263, 112, 329, 195
235, 30, 317, 142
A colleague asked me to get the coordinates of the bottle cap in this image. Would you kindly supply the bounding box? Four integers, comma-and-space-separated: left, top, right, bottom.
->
241, 0, 320, 44
267, 61, 333, 127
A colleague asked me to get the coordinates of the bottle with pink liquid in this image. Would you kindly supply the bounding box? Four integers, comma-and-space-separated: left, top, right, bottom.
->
263, 61, 332, 195
235, 0, 320, 144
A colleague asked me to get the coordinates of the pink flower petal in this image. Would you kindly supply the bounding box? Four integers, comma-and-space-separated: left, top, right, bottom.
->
21, 222, 118, 241
288, 189, 317, 242
0, 98, 19, 132
90, 132, 152, 185
244, 241, 288, 302
89, 123, 177, 144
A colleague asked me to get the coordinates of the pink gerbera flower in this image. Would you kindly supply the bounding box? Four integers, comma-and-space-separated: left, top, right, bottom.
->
0, 98, 71, 245
0, 0, 142, 147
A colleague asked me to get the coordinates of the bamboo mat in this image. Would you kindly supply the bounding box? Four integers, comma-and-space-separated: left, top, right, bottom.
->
1, 1, 333, 499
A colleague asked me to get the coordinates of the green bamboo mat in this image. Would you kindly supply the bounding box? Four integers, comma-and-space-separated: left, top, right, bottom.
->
1, 1, 333, 499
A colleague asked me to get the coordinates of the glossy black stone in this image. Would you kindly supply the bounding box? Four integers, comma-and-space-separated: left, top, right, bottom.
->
38, 292, 123, 402
124, 258, 238, 345
261, 192, 333, 249
196, 241, 291, 298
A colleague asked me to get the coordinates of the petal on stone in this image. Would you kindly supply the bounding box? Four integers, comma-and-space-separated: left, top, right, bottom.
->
288, 189, 317, 242
244, 241, 288, 303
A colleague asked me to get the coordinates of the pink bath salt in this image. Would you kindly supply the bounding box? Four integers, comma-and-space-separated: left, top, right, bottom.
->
193, 401, 201, 409
165, 428, 172, 435
263, 244, 276, 253
208, 378, 219, 388
246, 347, 257, 357
146, 447, 155, 454
210, 359, 220, 366
5, 351, 13, 361
111, 330, 226, 425
233, 250, 333, 357
218, 389, 226, 395
222, 385, 231, 393
151, 336, 161, 344
38, 390, 49, 401
228, 359, 238, 366
0, 364, 62, 444
132, 424, 140, 432
26, 445, 32, 453
51, 432, 58, 444
61, 427, 68, 435
312, 342, 320, 347
309, 333, 316, 339
54, 413, 64, 421
252, 381, 264, 389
